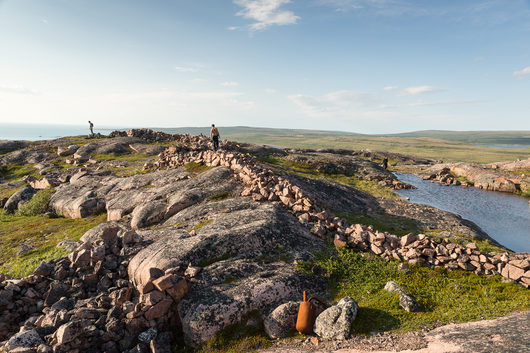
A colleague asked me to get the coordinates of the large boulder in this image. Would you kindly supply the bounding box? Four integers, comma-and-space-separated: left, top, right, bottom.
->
264, 301, 299, 339
130, 201, 167, 229
51, 190, 105, 218
4, 329, 43, 352
314, 296, 358, 340
96, 142, 130, 155
3, 186, 36, 212
80, 221, 122, 243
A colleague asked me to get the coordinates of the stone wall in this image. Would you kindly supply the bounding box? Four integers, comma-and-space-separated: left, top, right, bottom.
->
155, 145, 530, 289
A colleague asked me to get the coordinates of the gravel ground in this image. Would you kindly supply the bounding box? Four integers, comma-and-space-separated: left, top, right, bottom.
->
260, 310, 530, 353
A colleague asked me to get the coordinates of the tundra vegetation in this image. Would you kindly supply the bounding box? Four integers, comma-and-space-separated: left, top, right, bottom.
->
0, 130, 528, 353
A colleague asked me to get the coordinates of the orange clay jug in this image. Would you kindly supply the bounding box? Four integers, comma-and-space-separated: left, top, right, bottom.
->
296, 290, 316, 334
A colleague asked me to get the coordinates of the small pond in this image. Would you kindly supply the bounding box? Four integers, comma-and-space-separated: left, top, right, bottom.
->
395, 173, 530, 252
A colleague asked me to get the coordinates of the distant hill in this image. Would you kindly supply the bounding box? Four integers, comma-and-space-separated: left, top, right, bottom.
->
150, 126, 361, 138
381, 130, 530, 146
151, 126, 530, 146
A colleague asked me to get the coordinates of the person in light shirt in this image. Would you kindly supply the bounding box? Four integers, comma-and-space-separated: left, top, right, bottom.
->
210, 124, 220, 151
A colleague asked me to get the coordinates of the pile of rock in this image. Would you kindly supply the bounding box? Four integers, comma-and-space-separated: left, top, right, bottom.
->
422, 167, 471, 187
427, 163, 530, 194
108, 129, 203, 145
0, 222, 184, 353
155, 145, 530, 288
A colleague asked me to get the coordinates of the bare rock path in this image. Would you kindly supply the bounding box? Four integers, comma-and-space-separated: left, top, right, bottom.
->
261, 310, 530, 353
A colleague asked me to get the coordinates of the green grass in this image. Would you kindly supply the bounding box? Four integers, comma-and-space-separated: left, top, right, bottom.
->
0, 185, 22, 200
262, 156, 398, 199
0, 211, 106, 277
511, 168, 530, 176
226, 132, 530, 164
298, 247, 530, 334
338, 212, 421, 237
185, 161, 214, 174
209, 191, 232, 202
0, 163, 40, 183
17, 189, 54, 216
92, 152, 152, 162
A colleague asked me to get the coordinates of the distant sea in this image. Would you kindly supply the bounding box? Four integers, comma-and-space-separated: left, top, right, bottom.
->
0, 123, 121, 141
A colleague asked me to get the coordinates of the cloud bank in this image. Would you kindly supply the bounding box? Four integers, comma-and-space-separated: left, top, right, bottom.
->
234, 0, 299, 31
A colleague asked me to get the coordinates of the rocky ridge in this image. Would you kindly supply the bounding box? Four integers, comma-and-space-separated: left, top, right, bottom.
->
1, 129, 529, 352
155, 138, 530, 287
425, 161, 530, 194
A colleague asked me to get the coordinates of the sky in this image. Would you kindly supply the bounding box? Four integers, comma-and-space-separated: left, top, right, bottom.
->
0, 0, 529, 134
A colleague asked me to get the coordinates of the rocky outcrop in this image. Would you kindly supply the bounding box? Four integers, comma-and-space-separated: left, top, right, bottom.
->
313, 296, 358, 340
155, 143, 529, 288
3, 186, 37, 212
128, 197, 327, 345
1, 130, 529, 352
427, 163, 530, 194
0, 140, 28, 154
283, 152, 411, 190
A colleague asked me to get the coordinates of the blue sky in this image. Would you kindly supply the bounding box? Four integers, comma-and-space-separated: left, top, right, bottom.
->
0, 0, 529, 133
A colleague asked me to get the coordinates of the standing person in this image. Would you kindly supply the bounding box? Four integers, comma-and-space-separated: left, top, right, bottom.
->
210, 124, 220, 151
88, 121, 94, 137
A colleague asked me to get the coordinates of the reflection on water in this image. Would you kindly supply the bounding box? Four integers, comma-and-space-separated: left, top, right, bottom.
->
395, 173, 530, 252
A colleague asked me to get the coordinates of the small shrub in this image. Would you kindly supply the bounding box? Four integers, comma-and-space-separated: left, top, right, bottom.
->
17, 189, 54, 216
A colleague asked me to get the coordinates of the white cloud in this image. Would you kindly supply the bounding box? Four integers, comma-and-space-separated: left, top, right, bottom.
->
383, 86, 399, 91
513, 66, 530, 79
233, 0, 299, 31
0, 85, 38, 95
227, 26, 239, 30
288, 90, 375, 118
400, 85, 445, 95
175, 66, 200, 73
265, 88, 277, 93
221, 81, 239, 87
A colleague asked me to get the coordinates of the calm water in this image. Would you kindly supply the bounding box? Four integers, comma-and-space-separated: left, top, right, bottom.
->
395, 173, 530, 252
0, 123, 119, 141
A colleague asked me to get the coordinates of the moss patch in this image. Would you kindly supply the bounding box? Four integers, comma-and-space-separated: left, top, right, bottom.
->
0, 163, 40, 183
209, 191, 232, 202
188, 219, 214, 233
261, 156, 398, 199
185, 161, 213, 175
0, 185, 22, 200
92, 152, 152, 162
0, 212, 106, 277
198, 253, 232, 267
298, 247, 530, 334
